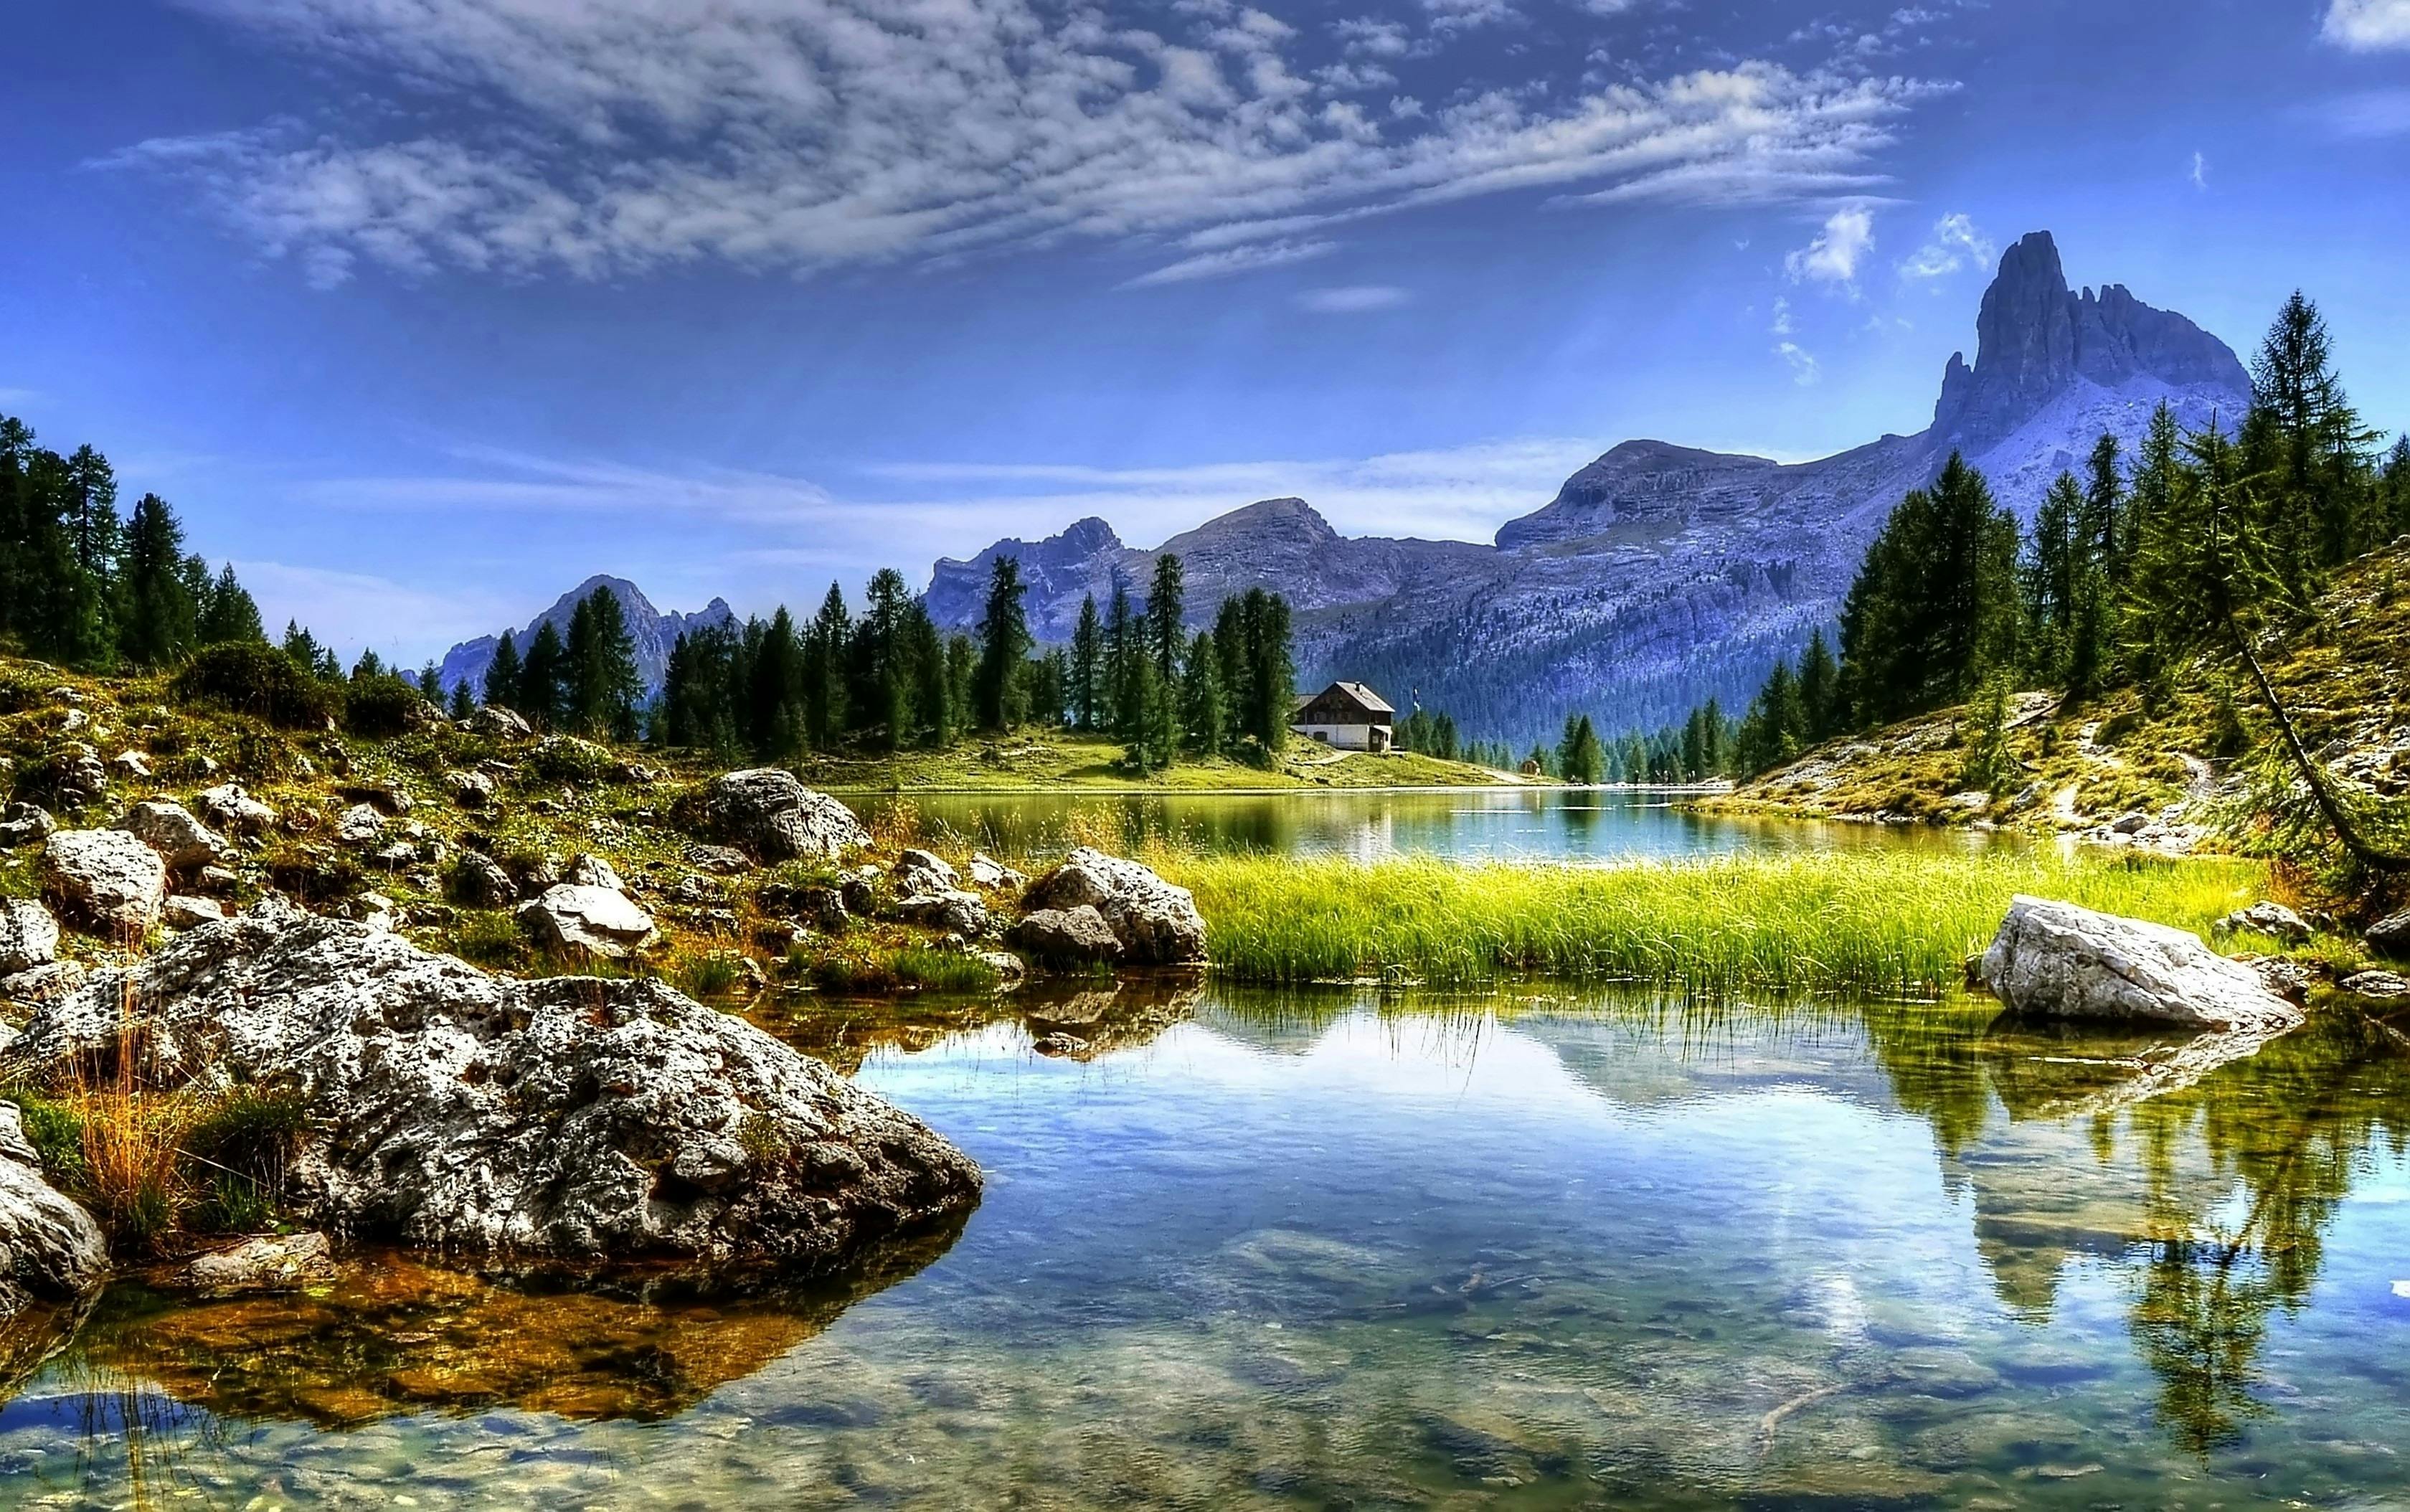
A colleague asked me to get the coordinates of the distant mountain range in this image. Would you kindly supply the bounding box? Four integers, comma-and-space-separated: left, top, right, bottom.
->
924, 231, 2251, 746
448, 232, 2252, 746
436, 575, 734, 700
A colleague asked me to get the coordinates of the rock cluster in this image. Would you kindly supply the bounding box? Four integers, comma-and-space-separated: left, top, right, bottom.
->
1021, 848, 1207, 965
1980, 896, 2302, 1033
7, 904, 982, 1267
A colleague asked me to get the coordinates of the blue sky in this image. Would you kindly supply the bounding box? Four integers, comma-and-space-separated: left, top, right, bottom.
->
4, 0, 2406, 662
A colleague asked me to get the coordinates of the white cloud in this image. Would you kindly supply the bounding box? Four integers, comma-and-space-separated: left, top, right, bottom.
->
1123, 238, 1338, 286
297, 445, 841, 526
2318, 89, 2410, 136
1424, 0, 1518, 33
2324, 0, 2410, 49
1769, 295, 1794, 336
2189, 151, 2208, 190
862, 436, 1610, 544
1896, 210, 1990, 279
110, 1, 1943, 286
1774, 341, 1819, 386
1785, 205, 1874, 288
1296, 284, 1410, 311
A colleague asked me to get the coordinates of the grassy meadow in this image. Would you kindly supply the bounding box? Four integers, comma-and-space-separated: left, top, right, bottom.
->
1157, 847, 2274, 998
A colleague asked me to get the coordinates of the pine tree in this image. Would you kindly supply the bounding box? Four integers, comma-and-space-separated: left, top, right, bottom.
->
909, 603, 953, 748
1249, 590, 1295, 752
973, 554, 1033, 732
750, 608, 803, 757
1069, 593, 1103, 732
1104, 580, 1135, 738
198, 563, 263, 646
1835, 453, 2020, 727
1147, 554, 1185, 684
2384, 436, 2410, 539
807, 584, 850, 748
486, 630, 524, 709
1959, 675, 2017, 794
1181, 629, 1226, 757
567, 586, 643, 740
448, 677, 476, 720
116, 492, 197, 668
2244, 291, 2378, 587
1556, 714, 1604, 785
518, 620, 567, 729
1796, 630, 1837, 742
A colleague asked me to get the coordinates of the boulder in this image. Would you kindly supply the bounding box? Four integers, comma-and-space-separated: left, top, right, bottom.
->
116, 800, 229, 871
0, 1102, 107, 1321
968, 854, 1027, 892
2341, 970, 2410, 1001
683, 843, 752, 877
1021, 849, 1207, 965
699, 770, 870, 863
1011, 905, 1123, 965
195, 783, 277, 836
334, 804, 386, 847
466, 705, 534, 740
109, 750, 152, 782
192, 865, 242, 897
40, 828, 168, 934
517, 884, 658, 959
2366, 909, 2410, 960
0, 900, 60, 975
6, 904, 980, 1265
183, 1232, 336, 1297
43, 745, 108, 811
2218, 901, 2311, 945
0, 804, 57, 849
450, 854, 517, 909
892, 888, 988, 937
1978, 896, 2302, 1032
1, 963, 85, 1009
161, 895, 228, 930
446, 770, 496, 808
894, 849, 959, 895
564, 853, 627, 892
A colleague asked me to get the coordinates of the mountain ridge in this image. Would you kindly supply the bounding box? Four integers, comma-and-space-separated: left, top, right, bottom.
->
436, 575, 734, 701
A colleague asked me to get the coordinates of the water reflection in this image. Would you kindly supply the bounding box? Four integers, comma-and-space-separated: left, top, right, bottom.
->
3, 988, 2405, 1507
865, 787, 2016, 863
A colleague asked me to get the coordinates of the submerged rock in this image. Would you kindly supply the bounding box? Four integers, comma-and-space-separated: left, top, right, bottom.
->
40, 828, 167, 933
1980, 896, 2302, 1032
6, 903, 981, 1267
183, 1232, 336, 1297
0, 1102, 107, 1320
1021, 848, 1206, 965
697, 770, 869, 863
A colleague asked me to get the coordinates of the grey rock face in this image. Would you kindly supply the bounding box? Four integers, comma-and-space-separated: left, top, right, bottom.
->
0, 901, 59, 975
894, 850, 958, 895
334, 804, 386, 847
447, 770, 496, 808
0, 1102, 107, 1321
1980, 896, 2302, 1033
0, 804, 57, 849
968, 854, 1027, 892
195, 783, 277, 836
116, 800, 229, 871
564, 853, 627, 892
466, 705, 534, 740
1011, 905, 1123, 965
0, 962, 85, 1008
700, 770, 870, 863
684, 843, 752, 877
1022, 849, 1206, 965
892, 888, 988, 938
516, 884, 658, 958
161, 895, 228, 930
9, 904, 981, 1266
41, 829, 168, 933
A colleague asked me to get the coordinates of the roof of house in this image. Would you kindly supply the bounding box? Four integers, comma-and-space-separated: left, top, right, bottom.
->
1295, 680, 1394, 717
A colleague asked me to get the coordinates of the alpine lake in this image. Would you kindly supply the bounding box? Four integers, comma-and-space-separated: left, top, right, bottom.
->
5, 793, 2406, 1509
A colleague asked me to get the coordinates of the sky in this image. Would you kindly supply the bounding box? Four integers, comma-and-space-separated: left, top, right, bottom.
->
4, 0, 2407, 664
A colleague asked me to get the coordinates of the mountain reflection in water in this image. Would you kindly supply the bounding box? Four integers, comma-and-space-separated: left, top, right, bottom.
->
4, 986, 2406, 1508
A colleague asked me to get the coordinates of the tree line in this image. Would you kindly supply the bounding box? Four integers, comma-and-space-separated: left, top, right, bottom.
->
1710, 290, 2410, 788
0, 416, 264, 670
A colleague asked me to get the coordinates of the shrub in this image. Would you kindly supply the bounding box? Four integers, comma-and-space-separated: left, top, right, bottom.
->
344, 673, 427, 738
175, 643, 342, 729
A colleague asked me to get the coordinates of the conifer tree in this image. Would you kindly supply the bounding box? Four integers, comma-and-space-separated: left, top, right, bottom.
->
1556, 713, 1604, 785
448, 677, 476, 720
518, 620, 567, 729
1181, 629, 1225, 757
807, 584, 850, 748
117, 491, 197, 668
1069, 594, 1103, 732
973, 554, 1033, 732
198, 563, 264, 646
1147, 553, 1184, 683
1105, 580, 1135, 737
2384, 436, 2410, 539
750, 608, 803, 757
566, 587, 643, 740
909, 603, 953, 747
486, 630, 523, 709
1795, 630, 1837, 742
2244, 291, 2378, 587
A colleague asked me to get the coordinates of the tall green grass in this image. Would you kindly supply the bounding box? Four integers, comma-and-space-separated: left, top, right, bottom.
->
1160, 848, 2268, 998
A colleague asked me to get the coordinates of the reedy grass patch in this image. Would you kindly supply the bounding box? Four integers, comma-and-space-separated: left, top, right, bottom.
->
1159, 847, 2269, 998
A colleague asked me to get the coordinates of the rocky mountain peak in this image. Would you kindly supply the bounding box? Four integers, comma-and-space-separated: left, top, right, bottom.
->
1163, 497, 1336, 552
1932, 230, 2247, 449
436, 577, 736, 700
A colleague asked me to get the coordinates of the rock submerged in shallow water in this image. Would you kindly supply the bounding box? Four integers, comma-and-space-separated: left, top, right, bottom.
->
183, 1232, 336, 1297
7, 903, 981, 1267
698, 769, 870, 863
40, 828, 167, 933
1021, 849, 1206, 965
1980, 895, 2302, 1032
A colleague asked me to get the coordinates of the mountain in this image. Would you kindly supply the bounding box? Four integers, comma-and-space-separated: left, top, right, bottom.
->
437, 575, 735, 701
926, 231, 2251, 748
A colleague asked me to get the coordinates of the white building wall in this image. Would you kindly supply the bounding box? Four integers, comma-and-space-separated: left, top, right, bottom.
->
1293, 722, 1386, 752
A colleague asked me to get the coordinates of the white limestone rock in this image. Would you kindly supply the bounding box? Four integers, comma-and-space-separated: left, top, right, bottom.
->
1021, 848, 1207, 965
0, 1102, 107, 1321
0, 900, 60, 975
697, 770, 869, 863
1980, 896, 2302, 1033
517, 884, 658, 959
116, 800, 229, 870
40, 828, 168, 934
